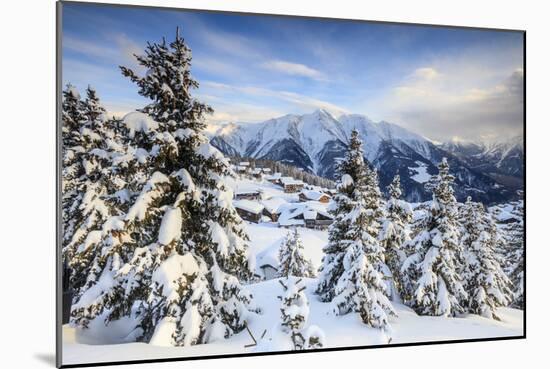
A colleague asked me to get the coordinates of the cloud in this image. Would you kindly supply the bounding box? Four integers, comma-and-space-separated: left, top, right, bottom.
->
201, 81, 349, 118
199, 28, 262, 60
178, 12, 264, 61
63, 36, 120, 61
111, 34, 146, 70
205, 103, 285, 124
413, 67, 440, 81
380, 67, 524, 141
63, 33, 145, 74
261, 60, 327, 81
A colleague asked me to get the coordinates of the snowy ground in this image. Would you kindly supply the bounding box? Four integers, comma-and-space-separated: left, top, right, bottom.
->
62, 177, 524, 366
63, 278, 523, 365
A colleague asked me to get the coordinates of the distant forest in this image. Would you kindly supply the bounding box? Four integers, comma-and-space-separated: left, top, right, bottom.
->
230, 157, 336, 189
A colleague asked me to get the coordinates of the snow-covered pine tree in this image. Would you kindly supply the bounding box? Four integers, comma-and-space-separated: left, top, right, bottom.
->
332, 237, 395, 333
401, 158, 467, 317
303, 325, 325, 349
316, 130, 367, 301
62, 84, 86, 148
364, 162, 385, 225
508, 255, 524, 309
317, 130, 394, 332
502, 201, 524, 308
459, 197, 513, 319
61, 84, 87, 249
277, 228, 315, 278
379, 174, 412, 301
71, 29, 256, 346
62, 86, 126, 294
279, 278, 310, 350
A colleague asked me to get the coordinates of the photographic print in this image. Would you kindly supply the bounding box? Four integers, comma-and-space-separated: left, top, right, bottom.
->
57, 1, 525, 367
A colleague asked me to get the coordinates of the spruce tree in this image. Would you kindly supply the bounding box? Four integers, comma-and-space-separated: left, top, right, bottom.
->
71, 29, 256, 346
379, 174, 412, 301
279, 278, 310, 350
316, 130, 368, 301
502, 201, 524, 308
62, 87, 125, 294
317, 130, 394, 331
61, 84, 87, 249
332, 240, 395, 331
277, 228, 315, 278
401, 158, 467, 317
459, 197, 513, 319
364, 164, 384, 224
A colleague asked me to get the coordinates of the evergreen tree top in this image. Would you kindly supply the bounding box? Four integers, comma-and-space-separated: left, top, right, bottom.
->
388, 174, 402, 200
84, 85, 107, 125
119, 27, 212, 132
337, 129, 367, 187
429, 157, 457, 212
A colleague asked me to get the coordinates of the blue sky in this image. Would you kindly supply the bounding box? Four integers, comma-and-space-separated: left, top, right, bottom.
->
62, 2, 524, 141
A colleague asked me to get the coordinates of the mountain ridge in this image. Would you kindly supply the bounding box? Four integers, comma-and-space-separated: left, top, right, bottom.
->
207, 109, 523, 204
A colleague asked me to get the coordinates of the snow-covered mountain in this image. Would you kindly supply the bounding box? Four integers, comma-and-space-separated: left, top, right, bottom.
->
441, 135, 524, 185
208, 109, 522, 204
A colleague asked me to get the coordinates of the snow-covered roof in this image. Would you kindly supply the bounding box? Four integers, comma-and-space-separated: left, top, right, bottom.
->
235, 189, 261, 195
239, 161, 250, 166
261, 197, 288, 213
303, 209, 317, 220
300, 190, 330, 201
251, 168, 262, 174
277, 202, 332, 225
256, 242, 280, 268
278, 218, 305, 227
233, 199, 264, 214
280, 177, 304, 186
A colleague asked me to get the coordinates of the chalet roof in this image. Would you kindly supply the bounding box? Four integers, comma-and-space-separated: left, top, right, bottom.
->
278, 202, 332, 225
261, 197, 288, 213
300, 190, 330, 201
233, 199, 264, 214
278, 218, 305, 227
280, 177, 304, 186
303, 209, 317, 220
256, 242, 280, 268
235, 189, 261, 195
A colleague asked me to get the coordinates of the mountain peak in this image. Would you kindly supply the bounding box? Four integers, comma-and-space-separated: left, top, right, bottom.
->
309, 108, 334, 118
